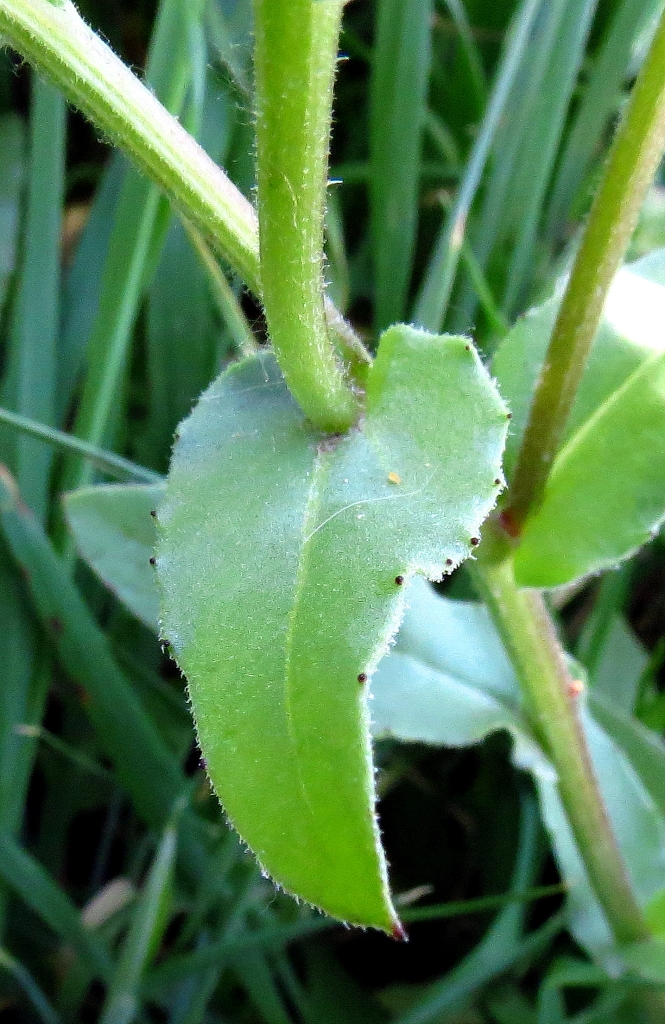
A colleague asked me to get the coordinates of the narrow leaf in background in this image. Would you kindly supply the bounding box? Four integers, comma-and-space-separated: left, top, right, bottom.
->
370, 0, 433, 332
1, 78, 65, 520
370, 578, 665, 965
60, 0, 205, 495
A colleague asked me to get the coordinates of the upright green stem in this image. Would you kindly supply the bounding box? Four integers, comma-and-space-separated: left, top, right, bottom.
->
505, 8, 665, 533
473, 531, 651, 947
0, 0, 370, 415
254, 0, 359, 433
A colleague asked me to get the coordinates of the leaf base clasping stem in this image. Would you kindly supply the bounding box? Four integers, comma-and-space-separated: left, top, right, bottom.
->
253, 0, 360, 433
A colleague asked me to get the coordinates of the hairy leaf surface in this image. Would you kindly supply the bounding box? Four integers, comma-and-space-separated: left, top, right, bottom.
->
157, 325, 508, 929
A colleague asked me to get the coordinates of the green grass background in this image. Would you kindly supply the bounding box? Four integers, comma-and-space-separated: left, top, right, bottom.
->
0, 0, 664, 1020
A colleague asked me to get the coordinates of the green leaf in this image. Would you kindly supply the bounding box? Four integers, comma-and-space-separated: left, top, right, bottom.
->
590, 615, 647, 714
493, 255, 665, 587
0, 834, 112, 980
370, 0, 433, 331
63, 483, 165, 630
99, 820, 177, 1024
0, 468, 190, 836
646, 888, 665, 937
620, 937, 665, 985
157, 325, 508, 930
370, 578, 665, 966
546, 0, 665, 244
588, 691, 665, 821
0, 113, 25, 317
494, 257, 665, 479
514, 349, 665, 587
1, 79, 65, 520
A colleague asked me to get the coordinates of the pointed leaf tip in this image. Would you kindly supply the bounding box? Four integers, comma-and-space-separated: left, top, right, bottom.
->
157, 326, 508, 928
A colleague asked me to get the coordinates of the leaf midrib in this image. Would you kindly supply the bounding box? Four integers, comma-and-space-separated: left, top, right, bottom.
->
538, 349, 665, 493
281, 447, 327, 816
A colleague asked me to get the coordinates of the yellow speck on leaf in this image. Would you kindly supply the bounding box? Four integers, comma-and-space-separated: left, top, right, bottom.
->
387, 472, 402, 485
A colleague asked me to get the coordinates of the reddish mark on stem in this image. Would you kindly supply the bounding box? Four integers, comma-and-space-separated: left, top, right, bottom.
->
498, 508, 521, 539
391, 921, 408, 942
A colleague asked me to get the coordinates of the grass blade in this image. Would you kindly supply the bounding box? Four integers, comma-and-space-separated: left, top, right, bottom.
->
2, 78, 65, 519
546, 0, 665, 244
436, 0, 486, 116
500, 0, 598, 315
0, 467, 186, 830
60, 0, 205, 495
370, 0, 433, 332
145, 216, 223, 465
0, 946, 61, 1024
0, 113, 25, 318
99, 820, 178, 1024
413, 0, 542, 332
395, 795, 553, 1024
0, 835, 111, 979
57, 155, 124, 425
183, 221, 256, 357
232, 949, 293, 1024
0, 406, 163, 483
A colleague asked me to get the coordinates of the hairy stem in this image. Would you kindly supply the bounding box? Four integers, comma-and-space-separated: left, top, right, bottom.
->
253, 0, 359, 433
0, 0, 261, 292
504, 7, 665, 533
0, 0, 370, 413
473, 530, 652, 947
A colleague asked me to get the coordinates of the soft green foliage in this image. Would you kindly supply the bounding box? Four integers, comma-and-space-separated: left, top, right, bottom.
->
1, 80, 64, 520
515, 350, 665, 586
2, 0, 665, 1019
371, 578, 665, 965
494, 254, 665, 586
370, 0, 433, 331
0, 114, 24, 314
63, 483, 165, 630
98, 820, 177, 1024
157, 326, 508, 929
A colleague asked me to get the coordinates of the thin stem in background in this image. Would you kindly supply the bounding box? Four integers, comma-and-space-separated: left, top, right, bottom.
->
504, 7, 665, 535
0, 407, 162, 484
253, 0, 359, 431
473, 533, 652, 948
182, 220, 257, 359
